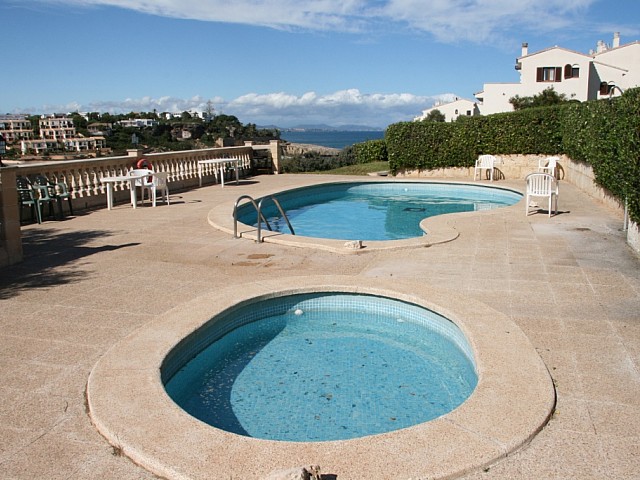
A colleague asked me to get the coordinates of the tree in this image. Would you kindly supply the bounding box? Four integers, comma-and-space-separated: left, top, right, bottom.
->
509, 87, 569, 110
424, 109, 446, 122
70, 112, 88, 132
204, 100, 216, 122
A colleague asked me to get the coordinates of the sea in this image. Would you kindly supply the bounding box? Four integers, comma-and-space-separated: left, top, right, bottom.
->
280, 130, 385, 149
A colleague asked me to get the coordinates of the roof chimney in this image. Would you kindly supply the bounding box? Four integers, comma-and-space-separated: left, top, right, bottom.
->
613, 32, 620, 48
596, 39, 606, 53
521, 42, 529, 57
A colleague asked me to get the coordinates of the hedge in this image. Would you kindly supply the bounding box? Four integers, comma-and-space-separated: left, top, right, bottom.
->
352, 139, 387, 164
385, 87, 640, 223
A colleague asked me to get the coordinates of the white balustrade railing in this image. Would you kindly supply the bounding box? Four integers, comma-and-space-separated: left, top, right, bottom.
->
8, 146, 254, 209
1, 142, 283, 266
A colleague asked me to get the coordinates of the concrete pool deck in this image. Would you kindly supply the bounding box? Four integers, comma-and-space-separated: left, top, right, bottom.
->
1, 174, 639, 479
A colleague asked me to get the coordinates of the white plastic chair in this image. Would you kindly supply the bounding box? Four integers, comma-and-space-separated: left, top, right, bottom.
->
474, 154, 496, 181
525, 173, 559, 217
150, 172, 170, 207
538, 156, 559, 178
129, 168, 154, 204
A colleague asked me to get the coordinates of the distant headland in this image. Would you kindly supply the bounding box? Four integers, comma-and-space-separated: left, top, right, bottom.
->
259, 124, 385, 132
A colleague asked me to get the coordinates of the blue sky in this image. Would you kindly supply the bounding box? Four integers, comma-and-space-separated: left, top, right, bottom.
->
1, 0, 638, 128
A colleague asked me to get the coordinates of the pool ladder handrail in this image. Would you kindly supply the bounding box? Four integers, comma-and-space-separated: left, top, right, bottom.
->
233, 194, 295, 242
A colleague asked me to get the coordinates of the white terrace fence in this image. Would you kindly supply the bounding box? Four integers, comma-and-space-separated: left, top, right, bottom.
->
0, 142, 282, 266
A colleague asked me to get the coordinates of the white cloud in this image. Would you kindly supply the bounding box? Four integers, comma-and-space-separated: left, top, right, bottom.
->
29, 0, 597, 41
378, 0, 596, 42
224, 89, 440, 126
56, 95, 224, 116
30, 89, 452, 128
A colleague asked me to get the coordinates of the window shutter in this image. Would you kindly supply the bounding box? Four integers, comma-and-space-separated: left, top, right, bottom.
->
564, 64, 572, 79
537, 67, 543, 82
555, 67, 562, 82
599, 82, 608, 95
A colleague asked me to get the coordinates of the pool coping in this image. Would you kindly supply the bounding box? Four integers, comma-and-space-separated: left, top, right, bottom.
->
87, 276, 555, 480
207, 179, 524, 253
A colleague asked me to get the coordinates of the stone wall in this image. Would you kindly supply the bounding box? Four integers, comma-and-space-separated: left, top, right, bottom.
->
282, 143, 340, 157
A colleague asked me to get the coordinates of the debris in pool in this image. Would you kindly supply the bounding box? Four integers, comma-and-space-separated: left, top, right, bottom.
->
294, 308, 304, 315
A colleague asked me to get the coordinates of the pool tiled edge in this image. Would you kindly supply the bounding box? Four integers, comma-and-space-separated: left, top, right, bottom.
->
87, 276, 555, 480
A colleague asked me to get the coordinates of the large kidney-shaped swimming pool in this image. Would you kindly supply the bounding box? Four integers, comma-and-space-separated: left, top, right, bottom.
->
235, 182, 522, 241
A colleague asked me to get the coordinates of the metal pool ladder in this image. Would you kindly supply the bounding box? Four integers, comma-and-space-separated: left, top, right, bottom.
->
233, 195, 295, 242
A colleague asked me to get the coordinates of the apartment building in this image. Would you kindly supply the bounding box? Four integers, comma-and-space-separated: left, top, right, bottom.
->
39, 114, 76, 140
475, 33, 639, 114
21, 136, 106, 155
11, 114, 107, 155
88, 123, 113, 136
0, 114, 34, 143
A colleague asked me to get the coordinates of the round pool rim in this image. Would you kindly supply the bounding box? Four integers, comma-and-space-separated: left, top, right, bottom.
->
87, 276, 555, 480
162, 291, 479, 441
208, 179, 524, 253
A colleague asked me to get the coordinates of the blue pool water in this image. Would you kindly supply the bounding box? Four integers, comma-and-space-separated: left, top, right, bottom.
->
237, 182, 521, 241
164, 293, 477, 442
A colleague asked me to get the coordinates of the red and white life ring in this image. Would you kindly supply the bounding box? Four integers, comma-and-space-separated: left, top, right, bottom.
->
136, 158, 152, 170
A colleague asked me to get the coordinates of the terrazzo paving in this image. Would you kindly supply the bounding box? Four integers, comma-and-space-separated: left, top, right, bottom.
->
1, 173, 638, 479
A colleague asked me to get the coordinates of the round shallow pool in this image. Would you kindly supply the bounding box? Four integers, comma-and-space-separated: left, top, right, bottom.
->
236, 182, 521, 241
163, 292, 477, 442
88, 277, 557, 479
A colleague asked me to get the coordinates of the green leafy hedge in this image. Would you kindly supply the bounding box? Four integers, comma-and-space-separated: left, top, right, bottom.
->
352, 139, 388, 164
385, 88, 640, 223
610, 89, 640, 223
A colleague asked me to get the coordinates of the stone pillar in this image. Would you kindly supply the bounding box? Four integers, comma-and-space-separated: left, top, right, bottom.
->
0, 167, 24, 266
269, 140, 281, 174
127, 149, 144, 158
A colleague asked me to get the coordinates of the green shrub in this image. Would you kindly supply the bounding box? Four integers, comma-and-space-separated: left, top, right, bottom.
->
614, 89, 640, 223
353, 139, 387, 164
337, 145, 357, 166
280, 151, 358, 173
386, 87, 640, 223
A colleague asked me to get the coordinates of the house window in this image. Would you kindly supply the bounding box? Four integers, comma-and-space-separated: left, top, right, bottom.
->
600, 82, 614, 95
466, 110, 472, 116
536, 66, 562, 82
564, 64, 580, 79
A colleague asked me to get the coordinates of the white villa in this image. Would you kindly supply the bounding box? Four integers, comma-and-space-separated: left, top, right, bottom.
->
118, 118, 159, 128
414, 97, 480, 122
417, 33, 639, 121
475, 32, 640, 115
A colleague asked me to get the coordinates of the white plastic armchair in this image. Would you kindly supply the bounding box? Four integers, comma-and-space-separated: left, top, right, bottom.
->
129, 168, 154, 204
474, 154, 497, 181
150, 172, 170, 207
525, 173, 559, 217
538, 156, 559, 178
